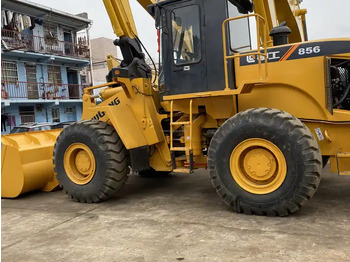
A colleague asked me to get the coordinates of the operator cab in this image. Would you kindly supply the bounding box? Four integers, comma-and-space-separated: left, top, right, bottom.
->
149, 0, 254, 98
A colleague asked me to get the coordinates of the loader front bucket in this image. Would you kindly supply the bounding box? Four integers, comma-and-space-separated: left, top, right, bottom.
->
1, 129, 62, 198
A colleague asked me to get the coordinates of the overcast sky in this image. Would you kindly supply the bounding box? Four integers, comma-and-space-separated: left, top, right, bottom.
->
30, 0, 350, 59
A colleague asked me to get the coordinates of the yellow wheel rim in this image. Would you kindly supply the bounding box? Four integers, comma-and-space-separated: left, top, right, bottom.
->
229, 138, 287, 194
64, 143, 96, 185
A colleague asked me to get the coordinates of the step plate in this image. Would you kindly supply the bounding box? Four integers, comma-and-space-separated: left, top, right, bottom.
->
330, 153, 350, 175
173, 168, 193, 174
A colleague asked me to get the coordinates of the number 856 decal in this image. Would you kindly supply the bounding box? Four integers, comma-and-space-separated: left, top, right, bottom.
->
298, 46, 321, 56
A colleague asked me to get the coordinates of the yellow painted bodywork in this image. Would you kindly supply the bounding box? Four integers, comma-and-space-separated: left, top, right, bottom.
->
107, 55, 120, 70
103, 0, 139, 38
1, 130, 61, 198
95, 0, 320, 174
82, 77, 172, 172
160, 36, 350, 174
83, 3, 350, 176
303, 120, 350, 175
235, 39, 350, 175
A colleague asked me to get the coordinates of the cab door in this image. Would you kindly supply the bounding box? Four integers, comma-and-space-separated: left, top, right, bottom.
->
163, 1, 207, 96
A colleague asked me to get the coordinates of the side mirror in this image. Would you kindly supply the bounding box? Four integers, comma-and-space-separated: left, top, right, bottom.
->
147, 4, 155, 16
147, 4, 161, 28
229, 0, 254, 14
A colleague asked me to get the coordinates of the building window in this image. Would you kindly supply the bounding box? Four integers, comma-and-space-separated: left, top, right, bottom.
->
80, 75, 87, 84
25, 64, 37, 83
48, 65, 62, 85
1, 61, 18, 83
65, 106, 75, 114
25, 63, 39, 99
52, 108, 60, 122
19, 106, 35, 124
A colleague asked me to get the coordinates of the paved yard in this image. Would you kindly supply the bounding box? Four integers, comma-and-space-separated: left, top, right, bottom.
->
2, 165, 350, 262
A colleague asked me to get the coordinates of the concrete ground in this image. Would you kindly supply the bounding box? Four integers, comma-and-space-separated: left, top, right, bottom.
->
2, 165, 350, 262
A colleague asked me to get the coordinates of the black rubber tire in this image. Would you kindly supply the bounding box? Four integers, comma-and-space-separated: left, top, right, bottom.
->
322, 156, 330, 169
53, 120, 130, 203
208, 108, 322, 216
138, 168, 171, 178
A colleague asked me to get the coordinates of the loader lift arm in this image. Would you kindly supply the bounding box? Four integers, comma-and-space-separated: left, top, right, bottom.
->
102, 0, 156, 67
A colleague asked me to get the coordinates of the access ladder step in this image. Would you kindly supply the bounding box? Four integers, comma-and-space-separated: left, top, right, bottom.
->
171, 147, 191, 152
171, 121, 191, 126
337, 153, 350, 158
170, 150, 194, 174
335, 152, 350, 176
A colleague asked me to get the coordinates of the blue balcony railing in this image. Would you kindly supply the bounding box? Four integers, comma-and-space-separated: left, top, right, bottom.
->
1, 81, 89, 100
1, 29, 90, 60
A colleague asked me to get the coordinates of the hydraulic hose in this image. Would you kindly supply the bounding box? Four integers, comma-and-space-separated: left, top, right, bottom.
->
333, 83, 350, 107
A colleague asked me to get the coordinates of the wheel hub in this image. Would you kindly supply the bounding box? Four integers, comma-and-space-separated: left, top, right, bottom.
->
64, 143, 96, 185
244, 148, 277, 180
230, 138, 287, 194
75, 150, 92, 175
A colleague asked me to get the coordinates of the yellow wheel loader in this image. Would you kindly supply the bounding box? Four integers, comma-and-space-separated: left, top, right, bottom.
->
2, 0, 350, 216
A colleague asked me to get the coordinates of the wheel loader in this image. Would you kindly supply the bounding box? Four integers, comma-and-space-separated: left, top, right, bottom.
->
2, 0, 350, 216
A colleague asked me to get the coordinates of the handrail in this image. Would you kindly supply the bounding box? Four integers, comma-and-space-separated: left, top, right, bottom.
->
83, 82, 119, 93
222, 13, 268, 90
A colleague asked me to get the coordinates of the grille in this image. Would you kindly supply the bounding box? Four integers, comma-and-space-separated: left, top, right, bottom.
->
331, 59, 350, 110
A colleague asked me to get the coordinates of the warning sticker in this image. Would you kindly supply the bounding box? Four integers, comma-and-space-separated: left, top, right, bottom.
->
315, 128, 324, 141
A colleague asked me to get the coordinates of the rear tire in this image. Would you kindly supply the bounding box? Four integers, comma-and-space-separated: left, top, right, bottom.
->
208, 108, 322, 216
53, 120, 130, 203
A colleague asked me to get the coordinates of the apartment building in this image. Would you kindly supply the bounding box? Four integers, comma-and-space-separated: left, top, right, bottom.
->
1, 0, 92, 134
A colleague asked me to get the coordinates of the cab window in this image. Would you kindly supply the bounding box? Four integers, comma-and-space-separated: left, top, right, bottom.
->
172, 5, 201, 65
227, 1, 252, 52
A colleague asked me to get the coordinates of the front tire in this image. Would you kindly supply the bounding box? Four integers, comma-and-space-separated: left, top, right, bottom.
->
208, 108, 322, 216
53, 120, 130, 203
